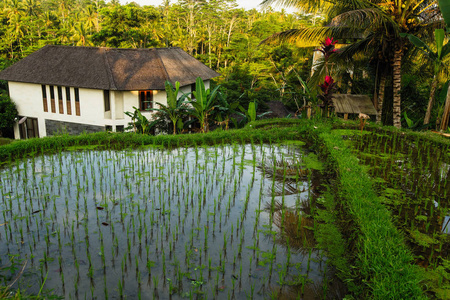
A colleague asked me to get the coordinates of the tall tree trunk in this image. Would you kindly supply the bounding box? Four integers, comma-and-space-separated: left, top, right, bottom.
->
373, 61, 380, 111
440, 83, 450, 131
424, 75, 438, 125
207, 27, 212, 67
392, 46, 403, 128
376, 75, 386, 124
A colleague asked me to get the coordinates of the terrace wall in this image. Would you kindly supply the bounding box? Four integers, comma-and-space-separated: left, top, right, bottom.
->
45, 119, 104, 136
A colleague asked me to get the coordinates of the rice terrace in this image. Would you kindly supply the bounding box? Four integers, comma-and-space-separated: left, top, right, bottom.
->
1, 0, 450, 298
0, 119, 449, 299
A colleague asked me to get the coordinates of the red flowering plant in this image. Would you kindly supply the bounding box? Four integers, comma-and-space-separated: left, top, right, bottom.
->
315, 37, 338, 117
315, 37, 338, 61
318, 75, 336, 116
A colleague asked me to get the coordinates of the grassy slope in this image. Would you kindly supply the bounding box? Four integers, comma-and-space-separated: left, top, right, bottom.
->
319, 130, 425, 299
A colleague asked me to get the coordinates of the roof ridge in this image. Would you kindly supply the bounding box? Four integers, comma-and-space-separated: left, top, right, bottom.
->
101, 48, 117, 91
47, 45, 181, 51
155, 48, 172, 84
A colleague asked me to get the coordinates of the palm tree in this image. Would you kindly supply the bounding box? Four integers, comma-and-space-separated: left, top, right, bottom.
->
72, 20, 91, 46
24, 0, 39, 20
438, 0, 450, 130
84, 5, 99, 34
402, 29, 450, 126
261, 0, 441, 128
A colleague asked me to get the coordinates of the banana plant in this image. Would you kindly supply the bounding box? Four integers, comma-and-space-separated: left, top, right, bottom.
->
189, 77, 222, 133
402, 29, 450, 125
124, 107, 157, 134
148, 80, 190, 134
215, 93, 240, 130
236, 101, 272, 128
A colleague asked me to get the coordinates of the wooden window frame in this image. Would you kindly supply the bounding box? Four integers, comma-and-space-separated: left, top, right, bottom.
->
42, 85, 48, 112
74, 88, 80, 116
49, 85, 56, 113
104, 90, 110, 112
66, 87, 72, 115
191, 83, 196, 100
57, 86, 64, 114
139, 90, 153, 111
19, 117, 39, 139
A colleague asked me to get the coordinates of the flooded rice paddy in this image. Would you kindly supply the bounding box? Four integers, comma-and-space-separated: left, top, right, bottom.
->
0, 142, 331, 299
350, 131, 450, 269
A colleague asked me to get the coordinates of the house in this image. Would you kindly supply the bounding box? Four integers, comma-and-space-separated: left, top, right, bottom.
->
0, 45, 220, 139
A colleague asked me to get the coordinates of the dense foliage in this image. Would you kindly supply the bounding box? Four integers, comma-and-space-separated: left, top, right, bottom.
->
1, 0, 448, 129
0, 0, 316, 112
0, 92, 17, 137
262, 0, 449, 129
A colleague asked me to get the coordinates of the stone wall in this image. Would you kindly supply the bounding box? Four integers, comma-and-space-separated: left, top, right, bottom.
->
45, 119, 104, 136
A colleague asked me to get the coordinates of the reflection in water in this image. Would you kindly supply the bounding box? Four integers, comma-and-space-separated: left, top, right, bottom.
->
354, 132, 450, 272
266, 201, 316, 254
443, 216, 450, 234
0, 143, 336, 299
259, 149, 348, 299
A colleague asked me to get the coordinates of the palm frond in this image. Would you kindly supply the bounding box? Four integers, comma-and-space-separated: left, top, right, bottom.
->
335, 36, 374, 59
328, 0, 380, 16
259, 0, 328, 13
260, 27, 332, 46
331, 8, 398, 32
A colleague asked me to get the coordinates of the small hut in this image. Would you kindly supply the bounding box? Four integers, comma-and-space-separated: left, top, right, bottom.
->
332, 94, 377, 120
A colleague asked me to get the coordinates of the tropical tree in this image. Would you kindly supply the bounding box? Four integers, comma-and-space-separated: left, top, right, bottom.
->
438, 0, 450, 130
189, 77, 222, 133
261, 0, 441, 128
149, 81, 190, 135
92, 4, 159, 48
214, 93, 240, 130
402, 29, 450, 126
0, 93, 18, 137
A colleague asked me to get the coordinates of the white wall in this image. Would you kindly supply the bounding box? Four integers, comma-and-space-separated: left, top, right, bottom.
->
9, 80, 211, 138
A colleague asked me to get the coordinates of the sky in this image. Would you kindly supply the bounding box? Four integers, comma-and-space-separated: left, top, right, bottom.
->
118, 0, 290, 12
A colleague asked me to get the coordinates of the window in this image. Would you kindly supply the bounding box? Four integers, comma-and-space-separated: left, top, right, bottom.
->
104, 90, 110, 112
116, 125, 124, 132
74, 88, 80, 116
139, 90, 153, 111
18, 117, 39, 139
105, 125, 112, 132
57, 86, 64, 114
191, 83, 196, 100
49, 85, 56, 113
66, 87, 72, 115
41, 85, 48, 112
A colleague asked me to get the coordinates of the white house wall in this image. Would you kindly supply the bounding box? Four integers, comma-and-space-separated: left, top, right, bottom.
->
9, 80, 210, 139
9, 82, 43, 138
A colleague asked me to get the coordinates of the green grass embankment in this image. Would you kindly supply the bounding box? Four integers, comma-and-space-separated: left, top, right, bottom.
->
317, 129, 425, 299
0, 119, 308, 163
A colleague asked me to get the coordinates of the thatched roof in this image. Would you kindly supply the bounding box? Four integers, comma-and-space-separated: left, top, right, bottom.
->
0, 45, 220, 90
332, 94, 377, 115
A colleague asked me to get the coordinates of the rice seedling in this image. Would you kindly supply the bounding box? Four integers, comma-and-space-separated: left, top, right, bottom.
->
0, 139, 329, 298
